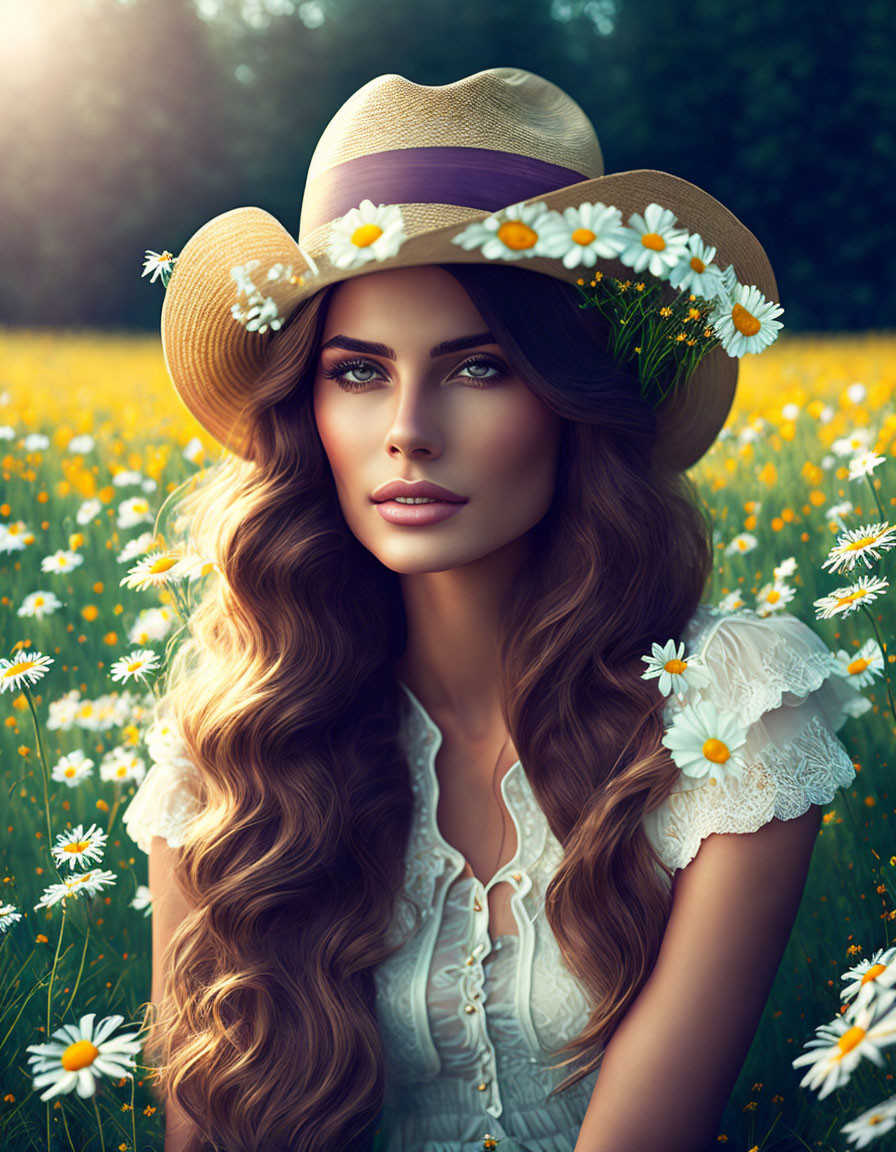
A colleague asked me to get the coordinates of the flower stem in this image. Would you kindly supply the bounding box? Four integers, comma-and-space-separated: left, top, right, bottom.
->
858, 603, 896, 727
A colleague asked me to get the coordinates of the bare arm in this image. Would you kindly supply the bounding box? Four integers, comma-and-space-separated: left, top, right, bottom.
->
149, 834, 200, 1152
572, 803, 823, 1152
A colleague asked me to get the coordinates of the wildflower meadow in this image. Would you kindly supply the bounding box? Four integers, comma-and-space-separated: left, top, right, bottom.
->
1, 326, 895, 1150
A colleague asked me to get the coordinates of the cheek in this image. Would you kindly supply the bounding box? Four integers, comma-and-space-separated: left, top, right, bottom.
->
471, 402, 560, 491
314, 393, 358, 481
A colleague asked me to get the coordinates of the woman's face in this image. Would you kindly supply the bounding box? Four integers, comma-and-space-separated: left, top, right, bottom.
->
312, 265, 564, 575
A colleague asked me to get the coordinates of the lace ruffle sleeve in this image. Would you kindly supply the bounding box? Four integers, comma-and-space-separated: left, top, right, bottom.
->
121, 708, 203, 854
642, 608, 872, 874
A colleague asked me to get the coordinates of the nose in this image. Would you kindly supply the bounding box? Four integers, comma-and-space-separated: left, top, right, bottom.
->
384, 385, 443, 460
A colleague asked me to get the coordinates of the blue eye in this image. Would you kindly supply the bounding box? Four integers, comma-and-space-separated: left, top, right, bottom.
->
321, 355, 508, 391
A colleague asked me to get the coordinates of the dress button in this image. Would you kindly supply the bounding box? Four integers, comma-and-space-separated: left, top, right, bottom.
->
477, 1081, 488, 1091
464, 1003, 476, 1014
473, 901, 481, 911
465, 955, 475, 965
511, 871, 522, 881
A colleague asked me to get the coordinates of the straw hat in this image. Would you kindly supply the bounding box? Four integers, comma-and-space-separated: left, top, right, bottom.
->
157, 67, 780, 472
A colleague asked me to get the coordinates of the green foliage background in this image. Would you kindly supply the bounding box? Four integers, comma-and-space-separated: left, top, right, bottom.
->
0, 0, 890, 332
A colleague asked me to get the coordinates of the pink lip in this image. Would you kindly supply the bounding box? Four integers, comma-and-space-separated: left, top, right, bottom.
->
375, 500, 466, 526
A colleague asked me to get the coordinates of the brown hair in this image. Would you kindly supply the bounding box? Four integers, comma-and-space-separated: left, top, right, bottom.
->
140, 262, 714, 1151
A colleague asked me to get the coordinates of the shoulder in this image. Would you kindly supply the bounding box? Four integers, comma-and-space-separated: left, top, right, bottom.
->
642, 605, 870, 875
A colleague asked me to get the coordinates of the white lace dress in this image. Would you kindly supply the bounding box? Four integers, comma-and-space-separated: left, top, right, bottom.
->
123, 605, 870, 1152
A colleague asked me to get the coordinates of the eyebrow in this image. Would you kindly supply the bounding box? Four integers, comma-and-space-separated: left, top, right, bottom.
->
318, 331, 497, 360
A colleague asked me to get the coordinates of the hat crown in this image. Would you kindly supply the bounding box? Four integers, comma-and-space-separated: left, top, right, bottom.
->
299, 68, 604, 239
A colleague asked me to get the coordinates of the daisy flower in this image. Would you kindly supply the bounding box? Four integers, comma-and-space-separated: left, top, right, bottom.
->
451, 200, 560, 261
51, 750, 95, 787
51, 823, 108, 872
67, 434, 95, 454
100, 746, 146, 785
718, 591, 747, 612
792, 998, 896, 1101
781, 402, 801, 421
660, 698, 749, 784
640, 638, 712, 698
172, 551, 220, 581
75, 497, 103, 525
25, 1012, 144, 1101
0, 521, 31, 553
109, 648, 161, 686
612, 202, 691, 279
119, 548, 183, 590
24, 432, 50, 451
112, 469, 143, 488
131, 883, 153, 918
822, 521, 896, 575
831, 638, 883, 690
848, 450, 887, 480
327, 199, 408, 269
773, 556, 798, 580
117, 530, 157, 564
841, 947, 896, 1014
230, 260, 261, 297
141, 248, 177, 287
0, 903, 24, 934
709, 283, 784, 357
116, 495, 154, 529
840, 1094, 896, 1148
233, 292, 283, 334
0, 650, 53, 693
128, 606, 178, 645
17, 590, 63, 619
34, 868, 117, 911
183, 437, 206, 465
814, 575, 890, 620
754, 581, 796, 615
535, 201, 628, 268
832, 428, 874, 457
41, 549, 84, 574
667, 233, 726, 299
724, 531, 758, 557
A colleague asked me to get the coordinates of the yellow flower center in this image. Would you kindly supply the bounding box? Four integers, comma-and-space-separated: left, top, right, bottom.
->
848, 657, 870, 675
861, 963, 887, 984
664, 659, 687, 675
846, 534, 880, 552
836, 1024, 865, 1057
35, 596, 45, 606
571, 227, 596, 246
65, 767, 76, 777
126, 660, 145, 673
641, 232, 666, 251
497, 221, 539, 250
149, 556, 179, 574
767, 589, 781, 603
116, 765, 128, 777
836, 589, 872, 607
732, 302, 761, 336
3, 659, 38, 680
351, 223, 384, 248
61, 1039, 100, 1071
64, 840, 90, 855
689, 256, 706, 272
702, 738, 730, 764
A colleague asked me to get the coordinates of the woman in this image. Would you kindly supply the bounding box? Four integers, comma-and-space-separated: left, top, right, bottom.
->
124, 69, 867, 1152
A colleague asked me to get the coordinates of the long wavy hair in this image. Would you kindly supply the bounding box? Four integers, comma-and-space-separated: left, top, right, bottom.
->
140, 260, 716, 1152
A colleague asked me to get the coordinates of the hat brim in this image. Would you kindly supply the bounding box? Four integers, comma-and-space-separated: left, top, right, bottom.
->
161, 168, 777, 470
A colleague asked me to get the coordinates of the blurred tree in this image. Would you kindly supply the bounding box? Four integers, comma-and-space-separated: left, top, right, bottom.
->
0, 0, 890, 332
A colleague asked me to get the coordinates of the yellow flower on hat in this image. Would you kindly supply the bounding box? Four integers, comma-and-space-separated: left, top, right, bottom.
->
327, 199, 408, 269
537, 201, 628, 269
615, 202, 691, 279
450, 200, 560, 260
708, 283, 784, 357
